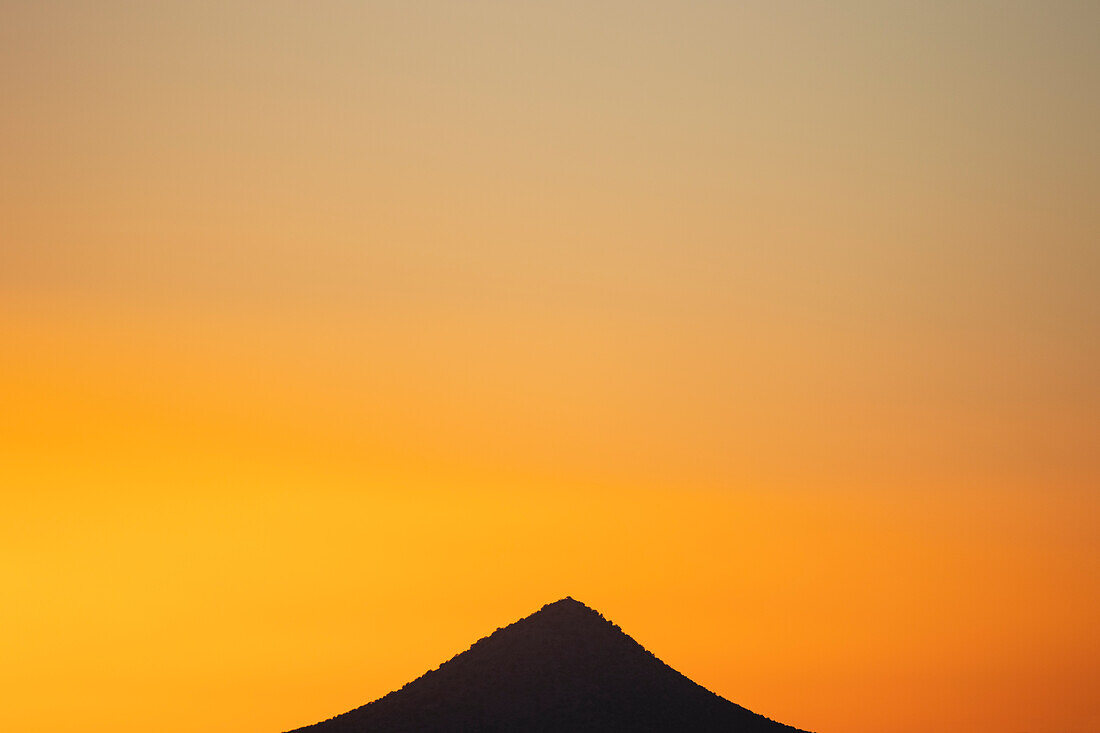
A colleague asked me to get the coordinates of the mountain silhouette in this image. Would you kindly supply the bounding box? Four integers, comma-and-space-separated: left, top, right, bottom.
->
286, 597, 810, 733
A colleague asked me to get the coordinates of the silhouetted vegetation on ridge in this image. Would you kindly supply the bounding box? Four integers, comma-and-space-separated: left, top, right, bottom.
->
286, 597, 810, 733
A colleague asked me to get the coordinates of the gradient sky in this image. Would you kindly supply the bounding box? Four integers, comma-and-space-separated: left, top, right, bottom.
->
2, 2, 1098, 732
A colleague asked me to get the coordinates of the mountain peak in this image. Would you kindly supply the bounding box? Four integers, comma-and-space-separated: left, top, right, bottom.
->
543, 595, 587, 609
529, 596, 606, 623
287, 599, 810, 733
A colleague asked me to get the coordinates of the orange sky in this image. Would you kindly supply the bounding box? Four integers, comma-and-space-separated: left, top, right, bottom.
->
2, 3, 1098, 733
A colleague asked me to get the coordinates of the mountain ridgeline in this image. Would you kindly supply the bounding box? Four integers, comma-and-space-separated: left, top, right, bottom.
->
286, 597, 809, 733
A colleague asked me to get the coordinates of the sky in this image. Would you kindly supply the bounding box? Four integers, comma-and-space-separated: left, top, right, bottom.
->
1, 2, 1098, 732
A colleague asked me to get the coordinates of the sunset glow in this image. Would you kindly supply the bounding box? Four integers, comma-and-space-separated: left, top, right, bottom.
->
2, 3, 1098, 733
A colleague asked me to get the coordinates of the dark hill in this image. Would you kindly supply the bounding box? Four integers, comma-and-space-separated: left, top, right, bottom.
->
286, 597, 810, 733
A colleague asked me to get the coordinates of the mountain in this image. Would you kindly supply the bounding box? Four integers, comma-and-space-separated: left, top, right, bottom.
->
286, 597, 810, 733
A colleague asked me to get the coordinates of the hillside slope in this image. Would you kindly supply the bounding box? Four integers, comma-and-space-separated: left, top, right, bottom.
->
287, 597, 809, 733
